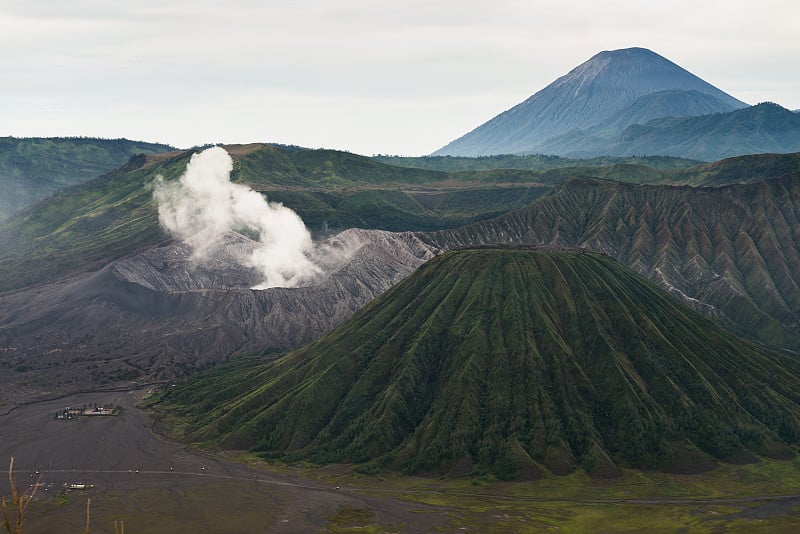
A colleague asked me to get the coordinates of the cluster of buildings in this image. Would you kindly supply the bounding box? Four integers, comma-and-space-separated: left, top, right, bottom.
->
54, 403, 117, 420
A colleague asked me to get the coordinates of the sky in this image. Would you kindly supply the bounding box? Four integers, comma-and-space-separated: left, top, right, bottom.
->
2, 0, 798, 156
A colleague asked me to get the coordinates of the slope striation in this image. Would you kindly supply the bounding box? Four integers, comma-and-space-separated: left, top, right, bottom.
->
3, 144, 799, 403
425, 176, 800, 352
158, 248, 800, 478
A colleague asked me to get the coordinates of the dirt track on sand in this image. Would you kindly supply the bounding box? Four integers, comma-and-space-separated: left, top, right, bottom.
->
0, 389, 450, 533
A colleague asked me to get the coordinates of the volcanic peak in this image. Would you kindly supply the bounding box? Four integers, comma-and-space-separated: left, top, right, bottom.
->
158, 247, 800, 479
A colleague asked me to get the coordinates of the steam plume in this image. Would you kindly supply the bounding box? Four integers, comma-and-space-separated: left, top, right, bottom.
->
153, 146, 321, 288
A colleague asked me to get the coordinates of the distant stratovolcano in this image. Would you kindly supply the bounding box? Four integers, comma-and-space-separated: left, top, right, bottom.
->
434, 47, 748, 157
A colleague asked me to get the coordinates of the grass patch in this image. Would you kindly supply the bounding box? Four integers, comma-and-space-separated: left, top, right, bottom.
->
227, 455, 800, 531
326, 505, 386, 533
55, 491, 71, 508
17, 455, 800, 532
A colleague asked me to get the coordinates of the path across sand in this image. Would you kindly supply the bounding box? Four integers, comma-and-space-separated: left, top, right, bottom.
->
0, 389, 449, 532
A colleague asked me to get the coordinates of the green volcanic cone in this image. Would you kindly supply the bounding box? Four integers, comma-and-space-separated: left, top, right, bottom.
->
161, 248, 800, 478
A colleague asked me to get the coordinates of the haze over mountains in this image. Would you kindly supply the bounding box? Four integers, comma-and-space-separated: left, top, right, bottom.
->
0, 137, 173, 220
434, 47, 800, 160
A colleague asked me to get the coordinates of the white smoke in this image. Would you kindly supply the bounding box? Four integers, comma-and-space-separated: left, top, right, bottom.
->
152, 146, 322, 289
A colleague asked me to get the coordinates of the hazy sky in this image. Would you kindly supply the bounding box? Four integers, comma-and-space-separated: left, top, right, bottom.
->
2, 0, 798, 155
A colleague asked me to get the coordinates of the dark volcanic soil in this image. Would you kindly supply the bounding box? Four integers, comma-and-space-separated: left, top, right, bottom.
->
0, 389, 450, 533
0, 228, 439, 405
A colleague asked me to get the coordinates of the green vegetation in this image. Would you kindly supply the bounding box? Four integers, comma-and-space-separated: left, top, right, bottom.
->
151, 248, 800, 479
0, 152, 190, 292
678, 152, 800, 186
1, 141, 797, 328
230, 143, 452, 189
266, 186, 549, 232
0, 137, 173, 220
0, 145, 550, 293
326, 505, 391, 533
18, 455, 800, 532
375, 153, 701, 172
380, 151, 800, 187
265, 456, 800, 532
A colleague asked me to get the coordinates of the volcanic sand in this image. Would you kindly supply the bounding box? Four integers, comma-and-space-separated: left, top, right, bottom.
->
0, 389, 449, 533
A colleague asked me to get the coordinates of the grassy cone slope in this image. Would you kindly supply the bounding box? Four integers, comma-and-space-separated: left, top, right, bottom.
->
160, 248, 800, 479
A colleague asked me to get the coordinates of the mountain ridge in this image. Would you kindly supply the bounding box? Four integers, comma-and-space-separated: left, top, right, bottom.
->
434, 47, 747, 157
530, 102, 800, 160
3, 145, 800, 403
0, 136, 174, 220
610, 102, 800, 160
424, 174, 800, 352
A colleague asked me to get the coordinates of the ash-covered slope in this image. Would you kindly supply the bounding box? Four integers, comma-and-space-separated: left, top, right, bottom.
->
159, 248, 800, 478
0, 229, 436, 401
0, 142, 548, 403
434, 47, 746, 156
423, 175, 800, 352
